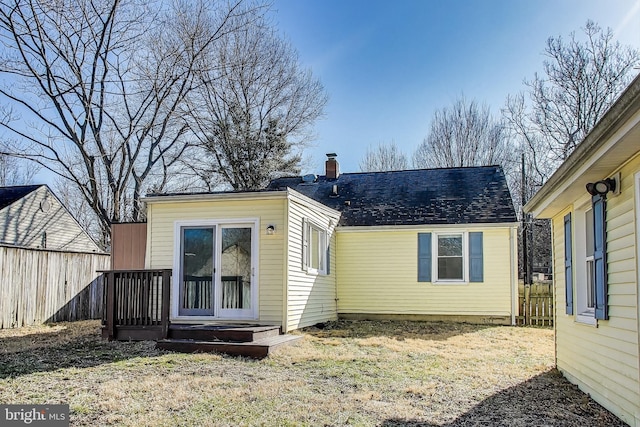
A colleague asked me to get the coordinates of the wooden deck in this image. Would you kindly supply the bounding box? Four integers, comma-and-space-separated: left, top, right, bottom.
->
156, 324, 301, 359
101, 270, 300, 358
157, 325, 300, 358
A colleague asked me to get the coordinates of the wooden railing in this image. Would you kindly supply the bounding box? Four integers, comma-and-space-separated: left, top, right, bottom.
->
102, 269, 171, 341
181, 275, 247, 310
222, 275, 245, 309
182, 275, 213, 310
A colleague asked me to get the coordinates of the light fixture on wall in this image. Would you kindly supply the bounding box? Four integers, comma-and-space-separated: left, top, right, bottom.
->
586, 177, 617, 196
266, 224, 276, 235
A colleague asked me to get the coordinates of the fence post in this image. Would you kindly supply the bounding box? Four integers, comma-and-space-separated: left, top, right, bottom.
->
161, 269, 171, 339
105, 271, 116, 340
524, 284, 531, 326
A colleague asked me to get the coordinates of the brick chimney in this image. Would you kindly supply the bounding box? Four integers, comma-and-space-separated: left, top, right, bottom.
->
325, 153, 339, 180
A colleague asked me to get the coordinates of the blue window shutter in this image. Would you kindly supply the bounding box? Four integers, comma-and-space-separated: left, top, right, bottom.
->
469, 232, 483, 282
564, 213, 574, 315
301, 218, 308, 270
326, 239, 331, 275
418, 233, 432, 282
592, 195, 608, 320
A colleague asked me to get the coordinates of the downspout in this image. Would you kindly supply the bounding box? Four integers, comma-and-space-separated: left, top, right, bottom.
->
550, 218, 558, 368
281, 196, 290, 333
333, 226, 339, 320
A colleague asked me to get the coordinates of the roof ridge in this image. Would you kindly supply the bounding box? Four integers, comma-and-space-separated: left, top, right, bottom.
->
275, 165, 504, 180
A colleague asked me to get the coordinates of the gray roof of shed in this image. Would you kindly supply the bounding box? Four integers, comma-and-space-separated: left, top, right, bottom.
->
267, 166, 517, 226
0, 185, 42, 210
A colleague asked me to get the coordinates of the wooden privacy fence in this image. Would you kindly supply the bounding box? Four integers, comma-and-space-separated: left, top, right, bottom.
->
516, 282, 554, 326
0, 245, 110, 328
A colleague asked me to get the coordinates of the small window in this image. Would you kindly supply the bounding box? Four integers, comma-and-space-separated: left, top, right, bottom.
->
585, 208, 595, 309
572, 196, 607, 323
303, 220, 327, 275
436, 234, 464, 281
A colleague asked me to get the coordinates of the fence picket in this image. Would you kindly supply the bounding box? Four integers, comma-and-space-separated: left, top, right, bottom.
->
0, 246, 109, 328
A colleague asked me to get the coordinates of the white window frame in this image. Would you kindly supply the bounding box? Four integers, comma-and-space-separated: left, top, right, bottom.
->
432, 231, 468, 284
573, 200, 597, 325
304, 220, 327, 275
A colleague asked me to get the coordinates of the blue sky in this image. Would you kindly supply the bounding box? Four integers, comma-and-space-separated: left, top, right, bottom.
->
270, 0, 640, 175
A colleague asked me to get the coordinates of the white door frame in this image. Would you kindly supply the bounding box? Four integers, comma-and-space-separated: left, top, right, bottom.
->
172, 218, 259, 321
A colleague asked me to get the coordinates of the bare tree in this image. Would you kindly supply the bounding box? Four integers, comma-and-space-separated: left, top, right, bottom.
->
502, 21, 639, 281
0, 152, 38, 186
186, 10, 328, 191
506, 20, 639, 170
0, 0, 257, 245
413, 97, 514, 172
359, 141, 409, 172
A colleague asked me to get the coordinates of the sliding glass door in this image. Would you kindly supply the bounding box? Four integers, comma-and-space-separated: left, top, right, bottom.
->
179, 227, 215, 316
218, 226, 253, 318
177, 223, 255, 319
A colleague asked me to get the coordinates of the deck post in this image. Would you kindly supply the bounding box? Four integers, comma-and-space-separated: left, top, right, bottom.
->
161, 269, 171, 339
105, 271, 116, 340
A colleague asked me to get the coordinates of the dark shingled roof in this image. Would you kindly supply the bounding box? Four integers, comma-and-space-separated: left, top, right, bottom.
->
0, 185, 42, 210
267, 166, 517, 226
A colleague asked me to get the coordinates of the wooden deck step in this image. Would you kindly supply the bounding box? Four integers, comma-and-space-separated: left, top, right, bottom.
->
167, 324, 281, 342
156, 334, 302, 359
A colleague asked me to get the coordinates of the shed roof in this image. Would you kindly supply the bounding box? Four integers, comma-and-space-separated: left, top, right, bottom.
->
267, 166, 517, 226
0, 185, 42, 210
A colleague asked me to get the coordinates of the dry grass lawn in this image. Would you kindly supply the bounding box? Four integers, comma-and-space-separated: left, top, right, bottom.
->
0, 320, 625, 426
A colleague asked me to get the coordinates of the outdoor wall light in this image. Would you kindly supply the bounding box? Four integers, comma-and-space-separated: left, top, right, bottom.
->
586, 178, 617, 196
266, 224, 276, 235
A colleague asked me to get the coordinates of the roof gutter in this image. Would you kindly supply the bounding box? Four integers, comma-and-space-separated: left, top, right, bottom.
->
141, 190, 288, 203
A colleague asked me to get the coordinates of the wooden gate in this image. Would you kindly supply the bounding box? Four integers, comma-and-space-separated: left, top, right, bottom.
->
516, 283, 554, 326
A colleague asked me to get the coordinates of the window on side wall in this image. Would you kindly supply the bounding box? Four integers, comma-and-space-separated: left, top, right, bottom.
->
302, 219, 327, 275
417, 231, 483, 283
437, 233, 464, 281
569, 196, 607, 324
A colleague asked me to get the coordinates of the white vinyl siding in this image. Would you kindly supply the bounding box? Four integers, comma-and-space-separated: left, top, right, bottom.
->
552, 156, 640, 426
285, 195, 339, 331
0, 186, 100, 253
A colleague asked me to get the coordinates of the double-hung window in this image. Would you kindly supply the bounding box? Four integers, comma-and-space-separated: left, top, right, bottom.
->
418, 231, 483, 283
437, 234, 464, 281
302, 219, 327, 275
584, 208, 596, 310
565, 194, 608, 323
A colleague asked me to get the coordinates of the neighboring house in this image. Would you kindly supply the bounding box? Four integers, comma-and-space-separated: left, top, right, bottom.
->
142, 160, 519, 333
0, 185, 108, 328
524, 74, 640, 426
0, 184, 101, 253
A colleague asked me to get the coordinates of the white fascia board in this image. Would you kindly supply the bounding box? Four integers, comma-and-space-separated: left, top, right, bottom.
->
141, 190, 288, 204
286, 189, 342, 220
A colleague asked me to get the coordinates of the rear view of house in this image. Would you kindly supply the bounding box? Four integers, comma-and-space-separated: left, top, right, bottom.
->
117, 160, 518, 339
268, 160, 519, 325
